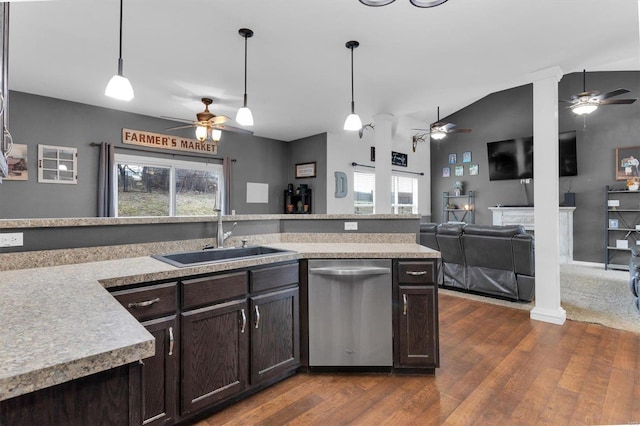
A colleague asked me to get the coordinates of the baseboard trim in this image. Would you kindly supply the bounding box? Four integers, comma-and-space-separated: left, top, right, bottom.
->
530, 306, 567, 325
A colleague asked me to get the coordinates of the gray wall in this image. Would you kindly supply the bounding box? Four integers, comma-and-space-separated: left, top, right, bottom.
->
430, 70, 640, 263
288, 133, 327, 214
0, 91, 303, 218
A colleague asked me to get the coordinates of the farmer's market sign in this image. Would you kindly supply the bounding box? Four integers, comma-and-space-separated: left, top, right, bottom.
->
122, 128, 217, 155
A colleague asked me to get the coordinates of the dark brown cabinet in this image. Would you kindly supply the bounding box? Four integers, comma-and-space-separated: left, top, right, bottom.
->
111, 282, 179, 426
250, 287, 300, 385
393, 260, 439, 373
181, 299, 249, 415
138, 316, 179, 426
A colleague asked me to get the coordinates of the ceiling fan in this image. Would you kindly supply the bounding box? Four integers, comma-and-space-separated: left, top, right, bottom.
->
164, 97, 253, 143
411, 106, 471, 150
561, 70, 637, 115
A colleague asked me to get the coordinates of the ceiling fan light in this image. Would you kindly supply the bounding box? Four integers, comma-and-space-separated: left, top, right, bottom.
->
430, 131, 446, 140
195, 125, 207, 141
105, 74, 134, 101
409, 0, 448, 7
211, 128, 222, 142
571, 102, 598, 115
344, 113, 363, 131
236, 106, 254, 126
359, 0, 396, 6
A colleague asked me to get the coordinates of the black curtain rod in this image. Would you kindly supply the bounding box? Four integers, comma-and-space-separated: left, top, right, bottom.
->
351, 161, 424, 176
89, 141, 236, 162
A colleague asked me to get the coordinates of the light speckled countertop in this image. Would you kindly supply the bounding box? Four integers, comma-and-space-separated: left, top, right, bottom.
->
0, 242, 438, 402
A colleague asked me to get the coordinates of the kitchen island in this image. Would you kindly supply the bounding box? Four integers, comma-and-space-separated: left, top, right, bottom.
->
0, 238, 438, 409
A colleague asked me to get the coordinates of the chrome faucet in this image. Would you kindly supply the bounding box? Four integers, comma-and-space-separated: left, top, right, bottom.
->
211, 209, 236, 248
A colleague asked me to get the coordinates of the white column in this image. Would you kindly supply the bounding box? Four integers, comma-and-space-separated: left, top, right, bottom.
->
529, 66, 566, 325
374, 113, 394, 214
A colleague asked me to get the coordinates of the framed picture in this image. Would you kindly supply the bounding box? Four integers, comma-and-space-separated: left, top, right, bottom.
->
5, 143, 28, 181
295, 162, 316, 178
469, 163, 479, 176
448, 153, 457, 164
609, 219, 619, 229
615, 146, 640, 180
454, 165, 464, 177
442, 167, 450, 178
462, 151, 472, 163
391, 151, 408, 167
370, 146, 375, 162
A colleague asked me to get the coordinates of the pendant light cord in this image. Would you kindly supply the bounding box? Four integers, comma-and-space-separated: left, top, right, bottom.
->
350, 45, 355, 114
243, 34, 248, 107
117, 0, 124, 75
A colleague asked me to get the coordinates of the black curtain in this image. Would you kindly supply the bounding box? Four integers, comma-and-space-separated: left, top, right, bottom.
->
97, 142, 115, 217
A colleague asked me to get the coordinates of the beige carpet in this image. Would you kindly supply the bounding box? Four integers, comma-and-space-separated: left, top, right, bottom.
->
439, 263, 640, 334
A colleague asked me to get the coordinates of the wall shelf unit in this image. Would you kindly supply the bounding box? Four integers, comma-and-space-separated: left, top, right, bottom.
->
605, 185, 640, 270
442, 191, 474, 224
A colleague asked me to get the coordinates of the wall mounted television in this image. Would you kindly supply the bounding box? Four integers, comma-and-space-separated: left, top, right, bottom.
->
487, 131, 577, 181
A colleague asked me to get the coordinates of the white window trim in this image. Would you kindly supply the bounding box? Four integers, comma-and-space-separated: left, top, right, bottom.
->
114, 153, 224, 217
391, 173, 418, 214
38, 144, 78, 184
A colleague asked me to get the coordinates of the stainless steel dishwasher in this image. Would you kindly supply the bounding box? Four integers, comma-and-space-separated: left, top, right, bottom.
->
308, 259, 392, 367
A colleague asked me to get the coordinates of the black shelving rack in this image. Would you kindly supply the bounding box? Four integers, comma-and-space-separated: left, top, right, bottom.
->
442, 191, 475, 224
605, 185, 640, 270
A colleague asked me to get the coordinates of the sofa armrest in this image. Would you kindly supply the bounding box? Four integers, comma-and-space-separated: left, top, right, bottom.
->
512, 234, 535, 276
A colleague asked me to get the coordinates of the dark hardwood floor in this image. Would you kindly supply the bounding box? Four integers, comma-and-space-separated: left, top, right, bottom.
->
193, 293, 640, 425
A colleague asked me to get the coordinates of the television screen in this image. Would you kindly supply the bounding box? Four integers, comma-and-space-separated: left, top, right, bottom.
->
487, 137, 533, 181
487, 131, 577, 181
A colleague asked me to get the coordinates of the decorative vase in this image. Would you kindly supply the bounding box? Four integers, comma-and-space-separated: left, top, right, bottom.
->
629, 184, 639, 191
454, 189, 461, 196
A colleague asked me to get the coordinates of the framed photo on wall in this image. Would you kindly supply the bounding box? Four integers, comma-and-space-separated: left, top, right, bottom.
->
442, 167, 450, 178
615, 146, 640, 180
462, 151, 472, 163
454, 165, 464, 177
448, 153, 457, 164
295, 162, 316, 178
469, 163, 479, 176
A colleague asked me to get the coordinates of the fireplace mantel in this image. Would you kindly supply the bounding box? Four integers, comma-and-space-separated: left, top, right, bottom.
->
488, 206, 576, 263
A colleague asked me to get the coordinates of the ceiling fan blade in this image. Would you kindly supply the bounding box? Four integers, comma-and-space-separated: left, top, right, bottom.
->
161, 116, 194, 123
597, 88, 630, 100
449, 128, 472, 134
210, 115, 230, 125
442, 123, 457, 131
165, 124, 195, 131
599, 98, 637, 105
411, 128, 431, 131
559, 99, 574, 103
214, 124, 254, 135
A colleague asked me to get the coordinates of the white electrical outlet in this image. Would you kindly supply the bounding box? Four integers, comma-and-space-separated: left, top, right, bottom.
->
344, 222, 358, 231
0, 232, 23, 247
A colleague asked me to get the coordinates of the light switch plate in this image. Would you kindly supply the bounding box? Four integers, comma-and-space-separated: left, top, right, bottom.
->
0, 232, 23, 247
344, 221, 358, 231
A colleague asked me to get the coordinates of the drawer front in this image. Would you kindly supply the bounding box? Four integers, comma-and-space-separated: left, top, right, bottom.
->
397, 261, 435, 284
112, 282, 177, 322
250, 262, 299, 293
182, 271, 248, 310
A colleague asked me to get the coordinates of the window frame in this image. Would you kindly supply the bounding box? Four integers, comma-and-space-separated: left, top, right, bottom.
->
113, 153, 224, 217
391, 174, 418, 214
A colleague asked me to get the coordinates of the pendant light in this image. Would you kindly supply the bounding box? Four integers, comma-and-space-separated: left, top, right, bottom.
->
344, 40, 362, 131
235, 28, 254, 126
105, 0, 134, 101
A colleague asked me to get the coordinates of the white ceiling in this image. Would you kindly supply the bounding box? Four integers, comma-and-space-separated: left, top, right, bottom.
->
7, 0, 640, 141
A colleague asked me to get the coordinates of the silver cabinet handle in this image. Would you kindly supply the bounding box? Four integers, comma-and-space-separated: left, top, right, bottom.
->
406, 271, 427, 276
168, 326, 174, 356
128, 297, 160, 308
240, 308, 247, 334
403, 294, 408, 315
254, 305, 261, 329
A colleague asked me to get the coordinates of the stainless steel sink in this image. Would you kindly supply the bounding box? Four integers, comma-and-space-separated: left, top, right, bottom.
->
152, 246, 293, 268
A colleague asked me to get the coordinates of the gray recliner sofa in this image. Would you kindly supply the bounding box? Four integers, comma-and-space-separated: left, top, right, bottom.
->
419, 222, 535, 302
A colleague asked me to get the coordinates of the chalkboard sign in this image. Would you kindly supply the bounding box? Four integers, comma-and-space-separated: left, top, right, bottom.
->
391, 151, 408, 167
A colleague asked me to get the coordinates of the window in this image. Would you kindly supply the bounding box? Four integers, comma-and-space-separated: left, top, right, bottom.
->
38, 144, 77, 184
115, 153, 223, 217
354, 172, 418, 215
391, 175, 418, 214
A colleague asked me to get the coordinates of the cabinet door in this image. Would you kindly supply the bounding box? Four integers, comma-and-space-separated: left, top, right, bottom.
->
250, 287, 300, 386
181, 299, 249, 416
139, 315, 179, 426
396, 285, 439, 368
